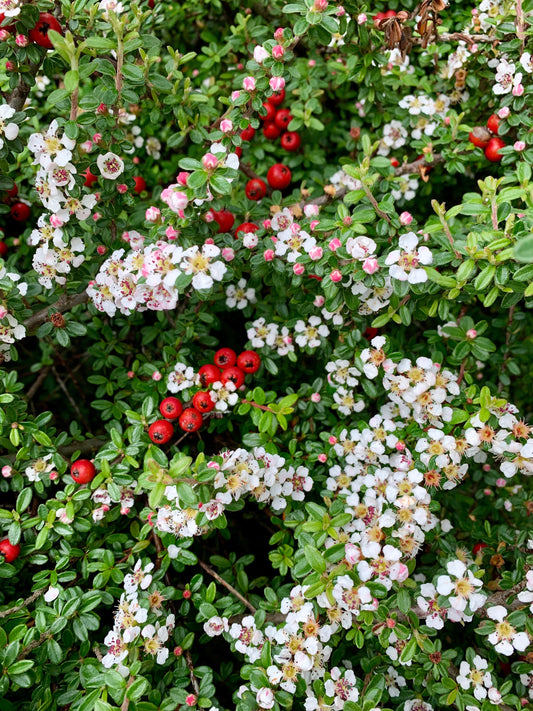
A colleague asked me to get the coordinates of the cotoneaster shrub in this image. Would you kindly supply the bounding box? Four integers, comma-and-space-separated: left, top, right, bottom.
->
0, 1, 532, 711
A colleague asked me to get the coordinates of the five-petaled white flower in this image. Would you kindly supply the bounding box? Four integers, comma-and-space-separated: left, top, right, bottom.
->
385, 232, 432, 284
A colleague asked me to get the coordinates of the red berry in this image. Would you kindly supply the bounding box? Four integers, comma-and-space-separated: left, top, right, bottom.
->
261, 101, 276, 122
485, 137, 505, 162
148, 419, 174, 444
133, 176, 147, 193
240, 125, 255, 142
274, 108, 293, 131
235, 146, 242, 158
468, 126, 491, 149
198, 363, 221, 386
473, 542, 488, 555
83, 169, 98, 188
269, 88, 285, 106
487, 113, 501, 135
6, 183, 18, 198
0, 539, 20, 563
235, 222, 259, 239
211, 209, 235, 233
267, 163, 291, 190
0, 241, 7, 258
245, 178, 267, 201
237, 350, 261, 374
263, 122, 281, 140
384, 9, 397, 17
10, 202, 30, 222
182, 589, 191, 599
178, 408, 203, 432
390, 157, 399, 168
373, 11, 385, 26
192, 391, 215, 413
364, 327, 379, 340
71, 459, 96, 485
29, 12, 63, 49
214, 348, 237, 369
159, 397, 183, 420
220, 366, 245, 389
280, 131, 301, 152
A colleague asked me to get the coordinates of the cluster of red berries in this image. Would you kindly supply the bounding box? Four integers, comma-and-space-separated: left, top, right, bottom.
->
259, 90, 301, 151
468, 114, 505, 162
148, 348, 262, 445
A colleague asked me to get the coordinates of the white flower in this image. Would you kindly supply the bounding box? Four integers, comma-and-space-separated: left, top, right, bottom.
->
180, 244, 227, 290
225, 279, 256, 309
457, 656, 492, 700
256, 688, 275, 710
294, 316, 329, 348
97, 152, 125, 179
486, 605, 530, 656
385, 232, 432, 284
0, 104, 19, 149
436, 560, 486, 613
44, 586, 60, 603
520, 52, 533, 74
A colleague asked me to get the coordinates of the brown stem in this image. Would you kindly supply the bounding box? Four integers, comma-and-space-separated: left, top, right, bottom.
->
120, 676, 135, 711
197, 559, 257, 614
23, 291, 89, 334
6, 60, 43, 111
241, 399, 276, 413
25, 367, 51, 401
185, 650, 200, 695
456, 360, 466, 386
0, 588, 46, 619
516, 0, 526, 50
361, 182, 392, 225
70, 88, 79, 122
17, 631, 51, 660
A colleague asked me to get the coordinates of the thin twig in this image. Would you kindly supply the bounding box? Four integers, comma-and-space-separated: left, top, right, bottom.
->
185, 650, 200, 695
17, 631, 51, 660
121, 676, 135, 711
197, 559, 257, 614
51, 365, 91, 431
361, 182, 392, 224
0, 588, 47, 619
23, 291, 89, 333
25, 367, 51, 401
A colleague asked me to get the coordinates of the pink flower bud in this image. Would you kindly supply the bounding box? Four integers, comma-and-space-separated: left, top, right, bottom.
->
253, 45, 269, 64
49, 471, 58, 481
395, 441, 406, 451
166, 225, 179, 240
272, 44, 285, 59
336, 5, 345, 14
0, 306, 8, 319
145, 206, 161, 223
308, 59, 316, 67
317, 453, 327, 463
342, 216, 352, 226
498, 106, 510, 119
202, 152, 218, 171
484, 488, 492, 496
174, 646, 183, 657
513, 83, 524, 97
96, 245, 107, 255
15, 34, 28, 46
310, 219, 320, 230
116, 183, 128, 193
133, 156, 140, 165
231, 90, 241, 102
152, 371, 162, 381
313, 0, 328, 11
92, 133, 103, 144
514, 140, 526, 152
357, 12, 367, 23
309, 246, 323, 261
50, 214, 63, 228
496, 478, 506, 488
313, 295, 325, 307
127, 371, 135, 379
176, 172, 189, 186
345, 543, 361, 564
2, 465, 12, 478
310, 392, 321, 403
220, 119, 233, 133
205, 237, 214, 245
5, 61, 16, 72
328, 435, 337, 445
263, 219, 271, 229
269, 76, 285, 91
399, 211, 413, 226
221, 247, 235, 261
293, 262, 305, 275
329, 238, 341, 251
390, 562, 409, 582
264, 249, 275, 261
0, 30, 11, 41
120, 506, 130, 515
243, 76, 256, 91
386, 618, 396, 628
466, 329, 477, 339
96, 103, 108, 115
330, 269, 342, 282
92, 212, 101, 221
362, 257, 379, 274
185, 694, 197, 707
274, 27, 284, 40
